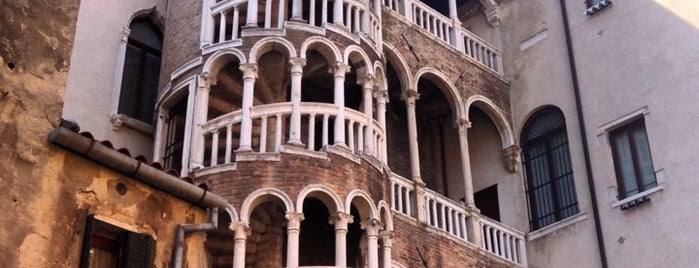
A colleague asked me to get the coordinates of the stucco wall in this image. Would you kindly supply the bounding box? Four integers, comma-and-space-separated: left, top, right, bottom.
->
567, 1, 699, 267
63, 0, 161, 158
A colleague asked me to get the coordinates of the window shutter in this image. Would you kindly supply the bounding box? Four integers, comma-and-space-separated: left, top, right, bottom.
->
79, 215, 96, 268
123, 232, 154, 268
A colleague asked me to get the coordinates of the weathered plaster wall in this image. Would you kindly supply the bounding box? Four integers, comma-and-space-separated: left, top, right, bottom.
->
0, 1, 80, 265
0, 1, 208, 267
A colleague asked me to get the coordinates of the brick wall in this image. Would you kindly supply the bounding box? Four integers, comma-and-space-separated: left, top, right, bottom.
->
392, 215, 515, 268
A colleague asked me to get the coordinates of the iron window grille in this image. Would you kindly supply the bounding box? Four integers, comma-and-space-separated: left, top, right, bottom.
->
521, 107, 579, 231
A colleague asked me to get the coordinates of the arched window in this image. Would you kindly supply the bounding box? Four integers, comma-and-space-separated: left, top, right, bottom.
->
521, 107, 579, 230
118, 16, 162, 125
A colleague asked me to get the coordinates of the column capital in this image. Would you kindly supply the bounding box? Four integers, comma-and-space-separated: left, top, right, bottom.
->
358, 73, 376, 88
229, 221, 251, 238
503, 144, 522, 173
360, 218, 384, 235
483, 3, 502, 27
198, 72, 214, 89
289, 57, 307, 73
373, 89, 388, 100
330, 62, 351, 77
285, 212, 305, 229
239, 63, 258, 79
400, 89, 420, 104
119, 27, 131, 42
379, 230, 394, 247
453, 118, 472, 130
329, 211, 354, 229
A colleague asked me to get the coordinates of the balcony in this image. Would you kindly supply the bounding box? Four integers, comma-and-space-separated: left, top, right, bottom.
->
390, 173, 527, 266
200, 0, 502, 75
195, 102, 386, 173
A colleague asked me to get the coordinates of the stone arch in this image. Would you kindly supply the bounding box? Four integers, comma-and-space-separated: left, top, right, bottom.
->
248, 37, 298, 64
201, 48, 247, 80
382, 44, 413, 92
377, 201, 393, 231
414, 67, 466, 121
344, 45, 373, 76
374, 62, 388, 91
225, 204, 240, 222
125, 6, 163, 31
517, 104, 563, 142
345, 189, 378, 220
299, 36, 342, 63
465, 95, 515, 148
296, 184, 344, 214
240, 187, 295, 222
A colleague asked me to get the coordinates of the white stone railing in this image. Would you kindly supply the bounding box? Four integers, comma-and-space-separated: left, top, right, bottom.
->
388, 175, 527, 266
203, 0, 382, 50
200, 102, 385, 167
478, 214, 527, 265
389, 173, 415, 217
459, 30, 502, 74
381, 0, 503, 75
424, 188, 468, 241
410, 0, 454, 45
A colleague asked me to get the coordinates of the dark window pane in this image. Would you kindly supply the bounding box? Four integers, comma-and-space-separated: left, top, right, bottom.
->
610, 118, 656, 199
118, 16, 161, 125
522, 107, 578, 230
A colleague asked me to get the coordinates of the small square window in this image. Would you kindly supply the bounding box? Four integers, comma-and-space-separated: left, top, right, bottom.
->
80, 215, 154, 268
609, 118, 657, 200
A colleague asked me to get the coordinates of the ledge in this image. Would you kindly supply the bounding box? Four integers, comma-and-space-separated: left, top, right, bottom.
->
109, 114, 153, 135
611, 185, 662, 209
527, 213, 588, 240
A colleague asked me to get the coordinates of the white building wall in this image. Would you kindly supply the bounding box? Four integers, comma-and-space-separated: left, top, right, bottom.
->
566, 1, 699, 267
63, 0, 163, 158
497, 0, 603, 267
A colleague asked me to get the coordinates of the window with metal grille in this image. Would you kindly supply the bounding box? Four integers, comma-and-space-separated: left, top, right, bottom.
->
80, 215, 154, 268
118, 16, 162, 125
521, 107, 579, 231
162, 98, 187, 172
609, 118, 656, 199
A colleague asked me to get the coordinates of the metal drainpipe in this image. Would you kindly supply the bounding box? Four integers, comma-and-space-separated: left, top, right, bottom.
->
48, 126, 231, 266
558, 1, 609, 267
172, 208, 219, 268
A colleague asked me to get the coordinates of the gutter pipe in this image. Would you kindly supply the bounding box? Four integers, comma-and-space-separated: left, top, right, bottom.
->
48, 126, 229, 267
558, 1, 609, 267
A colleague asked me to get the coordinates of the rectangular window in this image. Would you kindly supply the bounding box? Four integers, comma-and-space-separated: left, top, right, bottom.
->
609, 118, 657, 199
80, 215, 154, 268
162, 98, 188, 172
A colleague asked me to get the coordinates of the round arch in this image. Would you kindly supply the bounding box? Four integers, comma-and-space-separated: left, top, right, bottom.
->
414, 67, 466, 121
240, 187, 295, 222
465, 95, 515, 148
299, 36, 342, 63
382, 44, 413, 92
248, 37, 298, 64
376, 201, 393, 231
201, 48, 247, 79
296, 184, 345, 214
373, 61, 388, 91
344, 45, 373, 76
344, 189, 378, 220
225, 204, 240, 222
